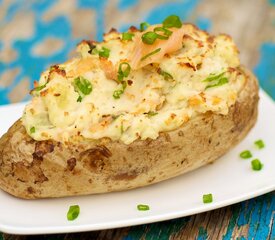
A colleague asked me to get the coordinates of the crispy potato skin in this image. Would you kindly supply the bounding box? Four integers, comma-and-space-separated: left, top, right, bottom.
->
0, 67, 259, 199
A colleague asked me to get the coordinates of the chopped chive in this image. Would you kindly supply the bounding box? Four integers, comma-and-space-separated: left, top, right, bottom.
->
118, 62, 131, 82
113, 79, 127, 99
137, 204, 150, 211
49, 66, 55, 71
112, 114, 121, 120
202, 72, 229, 89
113, 89, 123, 99
122, 32, 134, 41
251, 159, 263, 171
73, 76, 92, 102
240, 150, 252, 159
202, 72, 225, 82
153, 27, 172, 40
33, 83, 47, 92
74, 76, 92, 95
92, 47, 110, 58
141, 48, 161, 61
91, 48, 99, 54
203, 193, 213, 204
140, 22, 150, 31
67, 205, 80, 221
120, 123, 124, 134
77, 96, 83, 102
146, 111, 158, 117
205, 77, 228, 89
254, 139, 265, 149
30, 127, 35, 134
142, 31, 158, 45
162, 15, 182, 29
99, 47, 110, 58
142, 28, 172, 45
159, 69, 173, 81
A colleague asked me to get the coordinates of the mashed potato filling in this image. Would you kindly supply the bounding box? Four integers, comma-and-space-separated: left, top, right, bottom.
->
22, 22, 245, 144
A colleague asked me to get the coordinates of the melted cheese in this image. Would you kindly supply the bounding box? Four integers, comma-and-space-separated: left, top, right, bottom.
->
22, 24, 245, 144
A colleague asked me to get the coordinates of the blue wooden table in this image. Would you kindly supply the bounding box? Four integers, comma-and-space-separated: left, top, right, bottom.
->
0, 0, 275, 239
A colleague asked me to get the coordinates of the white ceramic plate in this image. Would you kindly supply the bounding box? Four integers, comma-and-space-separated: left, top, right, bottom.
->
0, 90, 275, 235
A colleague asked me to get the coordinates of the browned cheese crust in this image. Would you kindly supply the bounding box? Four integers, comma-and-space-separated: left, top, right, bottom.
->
0, 67, 259, 199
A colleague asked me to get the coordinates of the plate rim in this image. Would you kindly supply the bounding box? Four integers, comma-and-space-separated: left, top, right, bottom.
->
0, 183, 275, 235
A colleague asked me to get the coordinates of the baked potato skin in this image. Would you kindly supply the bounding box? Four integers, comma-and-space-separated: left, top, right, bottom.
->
0, 67, 258, 199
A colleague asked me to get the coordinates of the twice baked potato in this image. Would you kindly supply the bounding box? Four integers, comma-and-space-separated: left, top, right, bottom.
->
0, 16, 259, 199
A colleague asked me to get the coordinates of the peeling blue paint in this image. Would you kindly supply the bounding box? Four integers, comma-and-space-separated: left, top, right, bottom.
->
196, 16, 212, 31
224, 194, 275, 240
270, 214, 275, 240
197, 226, 208, 240
77, 0, 107, 41
145, 0, 201, 25
119, 0, 203, 34
237, 201, 254, 226
268, 0, 275, 5
254, 42, 275, 99
118, 0, 138, 10
4, 0, 26, 23
223, 205, 241, 240
248, 195, 275, 240
0, 15, 79, 104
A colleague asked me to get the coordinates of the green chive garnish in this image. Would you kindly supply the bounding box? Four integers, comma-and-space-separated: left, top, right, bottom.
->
159, 69, 173, 81
73, 76, 92, 102
77, 96, 82, 102
122, 32, 134, 41
117, 62, 131, 82
142, 31, 158, 45
153, 27, 172, 40
74, 76, 92, 95
146, 111, 158, 117
92, 47, 110, 58
137, 204, 150, 211
113, 81, 127, 99
141, 48, 161, 61
202, 72, 225, 82
140, 22, 150, 31
206, 77, 228, 89
203, 194, 213, 204
142, 28, 172, 45
240, 150, 252, 159
33, 83, 47, 92
92, 48, 99, 54
120, 123, 124, 134
251, 159, 263, 171
162, 15, 182, 29
30, 127, 35, 134
202, 72, 228, 89
99, 47, 110, 58
67, 205, 80, 221
254, 139, 265, 149
113, 89, 124, 99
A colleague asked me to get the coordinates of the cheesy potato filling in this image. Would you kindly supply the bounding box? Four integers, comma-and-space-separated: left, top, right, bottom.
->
22, 20, 246, 144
